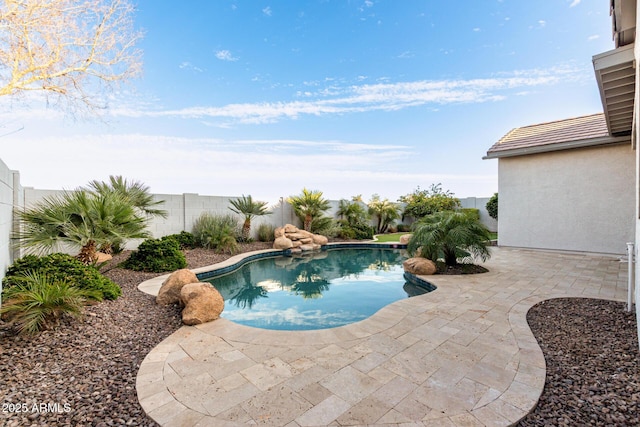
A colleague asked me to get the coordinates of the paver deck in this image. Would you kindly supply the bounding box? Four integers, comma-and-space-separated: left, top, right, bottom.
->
136, 247, 629, 426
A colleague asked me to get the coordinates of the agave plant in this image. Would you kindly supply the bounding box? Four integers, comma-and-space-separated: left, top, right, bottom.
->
228, 195, 271, 241
0, 271, 97, 335
407, 210, 492, 266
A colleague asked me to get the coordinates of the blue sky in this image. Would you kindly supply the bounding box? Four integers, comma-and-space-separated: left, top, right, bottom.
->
0, 0, 615, 204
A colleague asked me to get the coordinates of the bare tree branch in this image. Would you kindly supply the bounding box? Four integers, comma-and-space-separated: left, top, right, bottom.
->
0, 0, 142, 115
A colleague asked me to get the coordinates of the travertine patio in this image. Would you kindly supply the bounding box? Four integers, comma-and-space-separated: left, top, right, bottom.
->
136, 247, 628, 426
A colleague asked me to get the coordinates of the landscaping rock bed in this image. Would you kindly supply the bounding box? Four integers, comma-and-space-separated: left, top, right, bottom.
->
0, 245, 638, 426
518, 298, 639, 426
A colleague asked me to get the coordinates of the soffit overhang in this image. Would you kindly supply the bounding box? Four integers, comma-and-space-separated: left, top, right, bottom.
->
593, 43, 635, 137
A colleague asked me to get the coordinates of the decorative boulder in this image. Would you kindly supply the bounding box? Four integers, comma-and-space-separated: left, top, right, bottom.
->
274, 224, 328, 250
399, 234, 412, 245
156, 269, 199, 305
274, 227, 285, 238
312, 234, 329, 245
273, 236, 294, 249
403, 257, 437, 275
180, 283, 225, 326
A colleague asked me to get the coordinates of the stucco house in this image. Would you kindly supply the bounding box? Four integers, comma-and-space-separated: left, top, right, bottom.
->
484, 113, 634, 255
484, 0, 638, 257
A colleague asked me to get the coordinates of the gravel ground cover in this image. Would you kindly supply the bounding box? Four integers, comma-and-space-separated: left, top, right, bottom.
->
0, 245, 638, 426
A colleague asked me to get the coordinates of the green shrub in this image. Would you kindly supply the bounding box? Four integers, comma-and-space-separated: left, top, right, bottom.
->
459, 208, 480, 220
486, 193, 498, 220
338, 220, 374, 240
162, 231, 195, 249
192, 213, 239, 253
3, 253, 121, 300
396, 223, 411, 232
0, 272, 94, 335
310, 216, 339, 237
122, 238, 187, 272
257, 223, 275, 242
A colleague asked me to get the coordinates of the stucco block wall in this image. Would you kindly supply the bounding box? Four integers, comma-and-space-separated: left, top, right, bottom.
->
459, 197, 497, 232
0, 160, 21, 286
498, 143, 635, 254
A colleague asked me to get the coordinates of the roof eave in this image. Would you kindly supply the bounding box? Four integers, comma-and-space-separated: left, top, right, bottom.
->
592, 43, 636, 136
483, 135, 631, 160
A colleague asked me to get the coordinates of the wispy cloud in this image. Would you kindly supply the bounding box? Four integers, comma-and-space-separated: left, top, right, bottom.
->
215, 50, 239, 61
587, 34, 600, 41
569, 0, 581, 7
179, 61, 203, 72
111, 65, 588, 126
262, 6, 272, 16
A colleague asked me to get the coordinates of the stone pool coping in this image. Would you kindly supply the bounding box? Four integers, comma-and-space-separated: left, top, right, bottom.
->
136, 246, 628, 426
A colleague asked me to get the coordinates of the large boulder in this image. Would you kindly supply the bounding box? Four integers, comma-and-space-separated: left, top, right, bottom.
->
273, 236, 294, 249
156, 269, 199, 305
399, 234, 412, 245
312, 234, 329, 245
180, 283, 225, 326
403, 257, 437, 275
274, 227, 285, 238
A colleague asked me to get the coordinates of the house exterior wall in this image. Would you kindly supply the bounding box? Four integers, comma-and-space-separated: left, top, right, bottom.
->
498, 143, 635, 255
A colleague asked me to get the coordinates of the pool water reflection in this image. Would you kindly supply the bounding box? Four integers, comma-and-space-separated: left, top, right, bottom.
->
206, 248, 435, 330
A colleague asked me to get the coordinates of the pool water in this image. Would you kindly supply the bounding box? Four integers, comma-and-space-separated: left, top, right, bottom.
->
205, 248, 435, 331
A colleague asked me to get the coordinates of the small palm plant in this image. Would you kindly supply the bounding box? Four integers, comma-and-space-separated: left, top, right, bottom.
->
367, 195, 400, 233
287, 188, 331, 231
407, 210, 492, 266
228, 195, 271, 241
0, 272, 97, 335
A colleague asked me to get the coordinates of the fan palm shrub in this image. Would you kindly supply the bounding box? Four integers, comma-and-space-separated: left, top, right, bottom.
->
15, 189, 150, 264
229, 195, 271, 241
84, 175, 167, 253
0, 272, 96, 335
407, 210, 492, 266
287, 188, 331, 231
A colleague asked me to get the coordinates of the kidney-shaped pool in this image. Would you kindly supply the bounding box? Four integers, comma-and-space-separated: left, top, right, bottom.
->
204, 247, 435, 331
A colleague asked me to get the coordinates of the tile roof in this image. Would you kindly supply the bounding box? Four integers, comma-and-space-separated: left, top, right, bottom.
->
486, 113, 612, 157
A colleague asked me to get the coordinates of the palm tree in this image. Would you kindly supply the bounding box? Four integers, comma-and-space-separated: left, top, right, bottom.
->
15, 188, 150, 264
287, 188, 331, 231
407, 210, 492, 266
228, 195, 271, 241
337, 199, 368, 226
84, 175, 167, 218
84, 175, 166, 253
367, 195, 400, 233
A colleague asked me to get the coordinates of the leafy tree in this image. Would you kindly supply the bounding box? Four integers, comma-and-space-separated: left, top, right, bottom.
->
0, 0, 142, 115
287, 188, 331, 231
367, 195, 400, 234
407, 210, 492, 266
228, 195, 271, 241
399, 184, 460, 221
15, 188, 150, 264
486, 193, 498, 220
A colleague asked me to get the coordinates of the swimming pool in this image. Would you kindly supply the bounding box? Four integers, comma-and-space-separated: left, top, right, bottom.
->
204, 247, 435, 330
